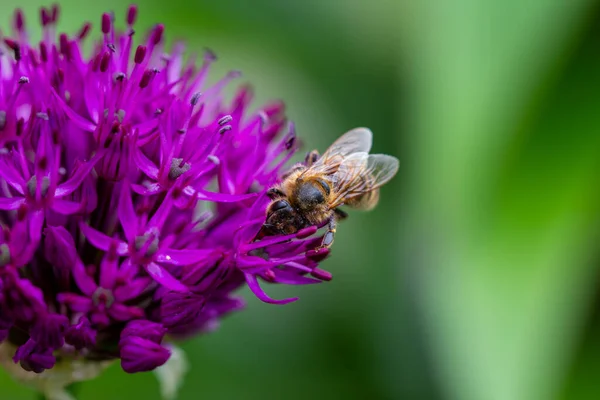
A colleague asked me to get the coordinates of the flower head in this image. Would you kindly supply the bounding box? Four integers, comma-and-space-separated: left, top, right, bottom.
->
0, 5, 332, 379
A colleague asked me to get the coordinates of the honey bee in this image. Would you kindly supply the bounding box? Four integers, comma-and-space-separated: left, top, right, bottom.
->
261, 128, 399, 248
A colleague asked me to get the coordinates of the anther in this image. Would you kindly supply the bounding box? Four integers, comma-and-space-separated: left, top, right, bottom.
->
59, 33, 69, 56
218, 115, 232, 126
39, 43, 48, 62
203, 48, 217, 62
78, 23, 92, 40
14, 9, 25, 33
139, 69, 153, 88
100, 52, 111, 73
151, 24, 164, 45
101, 13, 111, 34
190, 92, 201, 106
4, 39, 21, 61
219, 125, 232, 135
18, 76, 29, 84
40, 7, 51, 27
50, 4, 60, 23
134, 45, 146, 64
127, 5, 138, 26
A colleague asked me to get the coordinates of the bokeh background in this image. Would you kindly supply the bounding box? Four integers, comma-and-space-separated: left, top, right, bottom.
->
2, 1, 600, 399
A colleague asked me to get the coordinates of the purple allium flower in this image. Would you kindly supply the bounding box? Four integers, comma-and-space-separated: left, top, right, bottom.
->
0, 5, 332, 378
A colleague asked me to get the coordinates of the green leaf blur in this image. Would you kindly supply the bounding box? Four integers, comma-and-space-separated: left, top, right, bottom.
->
1, 1, 600, 400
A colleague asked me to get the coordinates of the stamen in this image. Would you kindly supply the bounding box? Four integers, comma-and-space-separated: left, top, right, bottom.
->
3, 39, 21, 61
218, 115, 232, 126
78, 23, 92, 41
190, 92, 201, 106
101, 13, 111, 35
151, 24, 164, 45
127, 5, 138, 26
134, 45, 146, 64
14, 9, 25, 33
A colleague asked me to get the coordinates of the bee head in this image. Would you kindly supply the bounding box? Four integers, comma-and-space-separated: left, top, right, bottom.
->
295, 178, 330, 210
265, 199, 300, 235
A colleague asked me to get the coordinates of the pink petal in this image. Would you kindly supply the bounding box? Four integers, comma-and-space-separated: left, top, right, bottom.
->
156, 248, 215, 265
57, 293, 93, 313
244, 273, 298, 305
131, 183, 162, 196
133, 148, 159, 179
0, 197, 25, 210
118, 184, 138, 242
51, 88, 97, 132
109, 304, 144, 321
145, 262, 189, 293
0, 160, 25, 194
80, 223, 128, 255
28, 211, 44, 243
52, 199, 82, 215
114, 277, 152, 302
55, 157, 102, 198
72, 260, 98, 296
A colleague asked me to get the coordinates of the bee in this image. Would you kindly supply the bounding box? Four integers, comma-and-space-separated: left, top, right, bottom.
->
261, 127, 399, 248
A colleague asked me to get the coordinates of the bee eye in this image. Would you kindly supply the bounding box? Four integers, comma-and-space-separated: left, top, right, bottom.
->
272, 200, 290, 211
316, 179, 330, 195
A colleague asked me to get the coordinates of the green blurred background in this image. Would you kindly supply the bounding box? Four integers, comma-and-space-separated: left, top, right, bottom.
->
2, 0, 600, 399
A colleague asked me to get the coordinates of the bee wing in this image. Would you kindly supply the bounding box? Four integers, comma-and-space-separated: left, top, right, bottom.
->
329, 153, 399, 209
306, 128, 373, 176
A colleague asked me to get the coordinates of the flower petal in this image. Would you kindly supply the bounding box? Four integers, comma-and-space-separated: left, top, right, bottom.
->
0, 197, 25, 210
145, 263, 189, 293
118, 183, 138, 241
52, 199, 82, 215
51, 88, 97, 132
80, 223, 128, 255
156, 248, 215, 265
244, 273, 298, 305
55, 157, 102, 198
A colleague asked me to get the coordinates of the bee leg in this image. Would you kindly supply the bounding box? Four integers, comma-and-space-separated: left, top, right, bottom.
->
267, 187, 285, 199
334, 208, 348, 221
305, 150, 320, 166
319, 217, 337, 249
